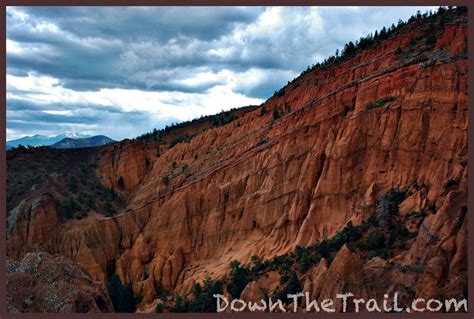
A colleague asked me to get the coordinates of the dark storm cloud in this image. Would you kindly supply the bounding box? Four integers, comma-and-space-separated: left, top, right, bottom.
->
16, 7, 262, 42
7, 7, 266, 92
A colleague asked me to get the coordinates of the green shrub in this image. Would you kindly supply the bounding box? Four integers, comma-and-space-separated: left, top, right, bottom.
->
426, 34, 437, 45
104, 201, 117, 217
256, 139, 269, 147
299, 251, 311, 273
366, 232, 385, 250
428, 202, 437, 214
106, 274, 136, 313
155, 303, 164, 313
274, 88, 285, 98
186, 276, 224, 312
365, 97, 396, 110
366, 250, 378, 260
279, 274, 289, 284
24, 298, 34, 307
170, 134, 192, 147
62, 197, 81, 219
250, 255, 265, 275
227, 260, 250, 299
170, 296, 186, 313
272, 106, 280, 120
67, 176, 79, 193
279, 272, 302, 303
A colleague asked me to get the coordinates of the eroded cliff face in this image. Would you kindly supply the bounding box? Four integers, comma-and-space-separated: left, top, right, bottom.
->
6, 10, 468, 312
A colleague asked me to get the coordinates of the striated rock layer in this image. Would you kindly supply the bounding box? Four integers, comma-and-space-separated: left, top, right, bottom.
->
6, 9, 468, 312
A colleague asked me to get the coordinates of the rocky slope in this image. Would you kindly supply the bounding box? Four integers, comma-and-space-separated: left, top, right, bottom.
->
6, 252, 114, 313
6, 8, 468, 312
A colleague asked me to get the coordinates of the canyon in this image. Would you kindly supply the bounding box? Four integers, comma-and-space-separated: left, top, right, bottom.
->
6, 8, 468, 313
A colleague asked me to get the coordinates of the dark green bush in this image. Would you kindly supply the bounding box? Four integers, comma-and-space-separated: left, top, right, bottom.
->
365, 97, 396, 110
62, 197, 81, 219
104, 201, 117, 217
155, 303, 164, 313
272, 106, 280, 120
227, 260, 250, 299
250, 255, 265, 276
106, 274, 137, 313
255, 139, 269, 147
170, 134, 192, 147
366, 232, 385, 250
67, 176, 79, 193
170, 296, 186, 313
426, 34, 437, 45
366, 250, 378, 260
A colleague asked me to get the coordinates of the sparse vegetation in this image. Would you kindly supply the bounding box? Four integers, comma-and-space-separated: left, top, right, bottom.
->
24, 298, 34, 307
161, 186, 429, 312
6, 146, 126, 220
136, 106, 257, 144
255, 139, 269, 147
365, 97, 396, 110
273, 88, 285, 98
170, 134, 193, 147
270, 6, 461, 108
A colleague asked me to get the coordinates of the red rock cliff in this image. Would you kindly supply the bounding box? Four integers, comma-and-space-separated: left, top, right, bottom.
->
6, 9, 468, 312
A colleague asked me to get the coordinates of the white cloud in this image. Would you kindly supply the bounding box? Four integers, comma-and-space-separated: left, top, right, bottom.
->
6, 39, 23, 54
7, 72, 263, 123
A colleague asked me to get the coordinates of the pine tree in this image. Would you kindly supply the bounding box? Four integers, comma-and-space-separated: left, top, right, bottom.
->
107, 274, 122, 311
272, 106, 280, 120
286, 272, 302, 295
119, 283, 136, 313
228, 260, 250, 298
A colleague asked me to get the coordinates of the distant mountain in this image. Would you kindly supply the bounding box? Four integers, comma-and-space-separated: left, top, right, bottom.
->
52, 135, 115, 149
6, 132, 91, 149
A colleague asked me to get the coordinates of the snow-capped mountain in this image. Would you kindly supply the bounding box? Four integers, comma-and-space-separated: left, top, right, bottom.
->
6, 132, 91, 149
52, 135, 115, 149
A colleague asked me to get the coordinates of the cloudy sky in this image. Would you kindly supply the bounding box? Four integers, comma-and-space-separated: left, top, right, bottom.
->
6, 6, 436, 141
